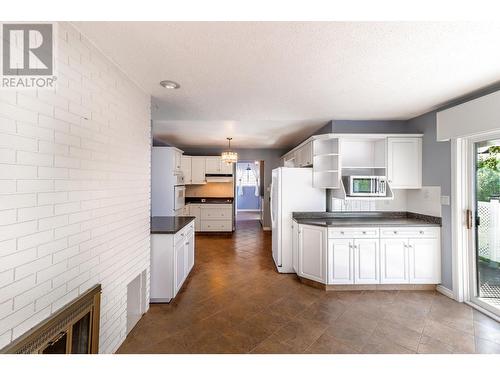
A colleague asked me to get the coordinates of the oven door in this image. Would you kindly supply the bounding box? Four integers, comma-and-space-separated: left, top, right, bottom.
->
174, 186, 185, 211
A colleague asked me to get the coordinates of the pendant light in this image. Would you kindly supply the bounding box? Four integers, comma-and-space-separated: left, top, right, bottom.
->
221, 137, 238, 164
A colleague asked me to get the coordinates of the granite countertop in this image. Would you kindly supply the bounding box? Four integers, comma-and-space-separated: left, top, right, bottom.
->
151, 216, 195, 234
292, 212, 441, 227
185, 197, 234, 204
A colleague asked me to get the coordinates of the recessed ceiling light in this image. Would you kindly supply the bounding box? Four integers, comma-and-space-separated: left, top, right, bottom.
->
159, 80, 180, 89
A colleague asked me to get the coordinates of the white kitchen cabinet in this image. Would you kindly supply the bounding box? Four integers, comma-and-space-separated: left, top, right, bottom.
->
181, 156, 192, 184
173, 149, 183, 175
408, 237, 441, 284
380, 238, 409, 284
354, 238, 380, 284
186, 228, 195, 273
292, 221, 299, 274
174, 237, 186, 294
298, 224, 327, 283
387, 137, 422, 189
150, 220, 195, 303
328, 239, 354, 284
191, 157, 206, 184
220, 160, 233, 174
187, 204, 202, 231
205, 157, 222, 174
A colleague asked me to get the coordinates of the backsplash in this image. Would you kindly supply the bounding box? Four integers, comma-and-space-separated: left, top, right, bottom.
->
329, 187, 442, 217
185, 182, 234, 197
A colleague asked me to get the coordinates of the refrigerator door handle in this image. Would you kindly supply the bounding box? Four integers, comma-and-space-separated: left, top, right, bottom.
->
270, 182, 275, 227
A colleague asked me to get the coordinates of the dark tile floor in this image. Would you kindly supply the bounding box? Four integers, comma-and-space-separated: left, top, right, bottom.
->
117, 220, 500, 354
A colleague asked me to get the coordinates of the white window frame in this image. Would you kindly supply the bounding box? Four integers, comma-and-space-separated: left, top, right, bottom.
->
452, 130, 500, 321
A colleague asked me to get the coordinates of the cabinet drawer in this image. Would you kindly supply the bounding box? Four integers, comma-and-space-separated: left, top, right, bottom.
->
328, 227, 379, 239
380, 227, 440, 239
201, 220, 232, 232
201, 207, 232, 220
175, 222, 195, 244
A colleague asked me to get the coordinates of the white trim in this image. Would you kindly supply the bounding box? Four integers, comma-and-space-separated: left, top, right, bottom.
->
262, 227, 271, 231
465, 301, 500, 323
436, 285, 454, 299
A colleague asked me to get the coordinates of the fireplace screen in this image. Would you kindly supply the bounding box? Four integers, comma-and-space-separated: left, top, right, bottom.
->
1, 285, 101, 354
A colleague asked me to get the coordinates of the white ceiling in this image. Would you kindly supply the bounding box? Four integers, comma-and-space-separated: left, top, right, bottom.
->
73, 21, 500, 149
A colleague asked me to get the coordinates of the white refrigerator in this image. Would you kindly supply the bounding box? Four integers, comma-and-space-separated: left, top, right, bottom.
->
270, 168, 326, 273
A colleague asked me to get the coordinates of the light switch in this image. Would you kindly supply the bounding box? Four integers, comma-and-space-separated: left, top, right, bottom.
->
441, 195, 450, 205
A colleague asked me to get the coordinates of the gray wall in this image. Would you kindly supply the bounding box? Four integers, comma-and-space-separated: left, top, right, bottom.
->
407, 113, 453, 289
182, 147, 286, 228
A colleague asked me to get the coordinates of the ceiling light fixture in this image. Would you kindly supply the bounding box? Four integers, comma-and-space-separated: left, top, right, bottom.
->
221, 137, 238, 164
159, 80, 180, 89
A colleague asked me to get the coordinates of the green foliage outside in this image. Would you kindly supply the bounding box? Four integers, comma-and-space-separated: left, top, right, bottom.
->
477, 145, 500, 202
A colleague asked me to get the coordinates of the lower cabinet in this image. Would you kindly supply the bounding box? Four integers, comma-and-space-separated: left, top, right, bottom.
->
328, 239, 353, 284
187, 203, 232, 232
380, 238, 409, 284
298, 224, 327, 283
150, 221, 195, 303
292, 221, 299, 274
295, 222, 441, 286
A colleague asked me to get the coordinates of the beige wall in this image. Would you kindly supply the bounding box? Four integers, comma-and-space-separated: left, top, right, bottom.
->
186, 182, 234, 197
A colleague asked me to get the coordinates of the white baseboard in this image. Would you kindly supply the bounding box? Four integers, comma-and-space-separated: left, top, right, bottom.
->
262, 227, 271, 231
436, 285, 454, 299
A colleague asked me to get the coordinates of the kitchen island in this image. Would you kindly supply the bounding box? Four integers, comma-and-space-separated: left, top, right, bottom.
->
291, 211, 442, 290
150, 216, 195, 303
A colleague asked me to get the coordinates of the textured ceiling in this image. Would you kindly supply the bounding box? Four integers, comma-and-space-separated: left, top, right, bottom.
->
73, 21, 500, 149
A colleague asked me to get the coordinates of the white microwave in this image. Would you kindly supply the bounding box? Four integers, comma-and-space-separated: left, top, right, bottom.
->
343, 176, 387, 197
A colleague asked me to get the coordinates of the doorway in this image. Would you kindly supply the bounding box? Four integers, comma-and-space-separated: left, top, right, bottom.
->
471, 138, 500, 315
235, 160, 263, 224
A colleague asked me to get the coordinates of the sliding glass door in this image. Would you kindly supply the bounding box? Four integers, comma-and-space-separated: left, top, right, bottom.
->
472, 138, 500, 315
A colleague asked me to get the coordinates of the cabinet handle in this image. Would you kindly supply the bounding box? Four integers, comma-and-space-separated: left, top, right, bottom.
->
393, 231, 398, 234
340, 231, 345, 235
362, 231, 366, 234
419, 231, 424, 234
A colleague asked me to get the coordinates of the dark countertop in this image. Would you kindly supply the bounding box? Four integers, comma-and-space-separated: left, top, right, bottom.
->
292, 211, 441, 227
151, 216, 195, 234
185, 197, 233, 204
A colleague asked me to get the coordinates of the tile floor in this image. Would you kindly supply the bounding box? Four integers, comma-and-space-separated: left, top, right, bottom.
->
117, 220, 500, 354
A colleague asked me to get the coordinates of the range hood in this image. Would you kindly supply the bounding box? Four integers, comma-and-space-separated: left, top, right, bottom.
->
205, 173, 233, 183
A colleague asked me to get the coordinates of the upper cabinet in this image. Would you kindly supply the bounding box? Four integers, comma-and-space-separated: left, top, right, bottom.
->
387, 137, 422, 189
173, 149, 183, 174
191, 157, 206, 184
281, 134, 423, 191
205, 156, 233, 175
205, 157, 222, 174
181, 156, 192, 184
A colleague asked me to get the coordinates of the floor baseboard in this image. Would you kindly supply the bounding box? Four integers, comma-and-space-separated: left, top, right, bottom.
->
436, 284, 454, 299
262, 227, 271, 231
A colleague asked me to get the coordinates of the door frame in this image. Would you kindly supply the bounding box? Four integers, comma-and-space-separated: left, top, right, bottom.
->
452, 130, 500, 320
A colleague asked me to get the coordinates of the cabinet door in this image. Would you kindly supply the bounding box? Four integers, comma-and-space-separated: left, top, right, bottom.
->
292, 222, 299, 274
220, 160, 233, 175
354, 238, 379, 284
298, 225, 327, 283
328, 239, 354, 284
174, 239, 186, 294
387, 137, 422, 189
181, 156, 192, 184
186, 230, 195, 273
191, 157, 206, 184
302, 142, 313, 166
174, 151, 182, 173
380, 239, 409, 284
189, 205, 201, 231
205, 157, 221, 174
408, 237, 441, 284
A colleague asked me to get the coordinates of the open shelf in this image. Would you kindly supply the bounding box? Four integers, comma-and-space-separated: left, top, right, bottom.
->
329, 177, 394, 200
313, 170, 340, 189
313, 138, 339, 156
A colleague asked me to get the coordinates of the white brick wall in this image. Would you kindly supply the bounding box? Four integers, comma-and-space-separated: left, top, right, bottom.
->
0, 22, 151, 353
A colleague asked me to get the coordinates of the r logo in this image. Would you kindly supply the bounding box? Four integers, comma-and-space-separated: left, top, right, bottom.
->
2, 23, 53, 76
